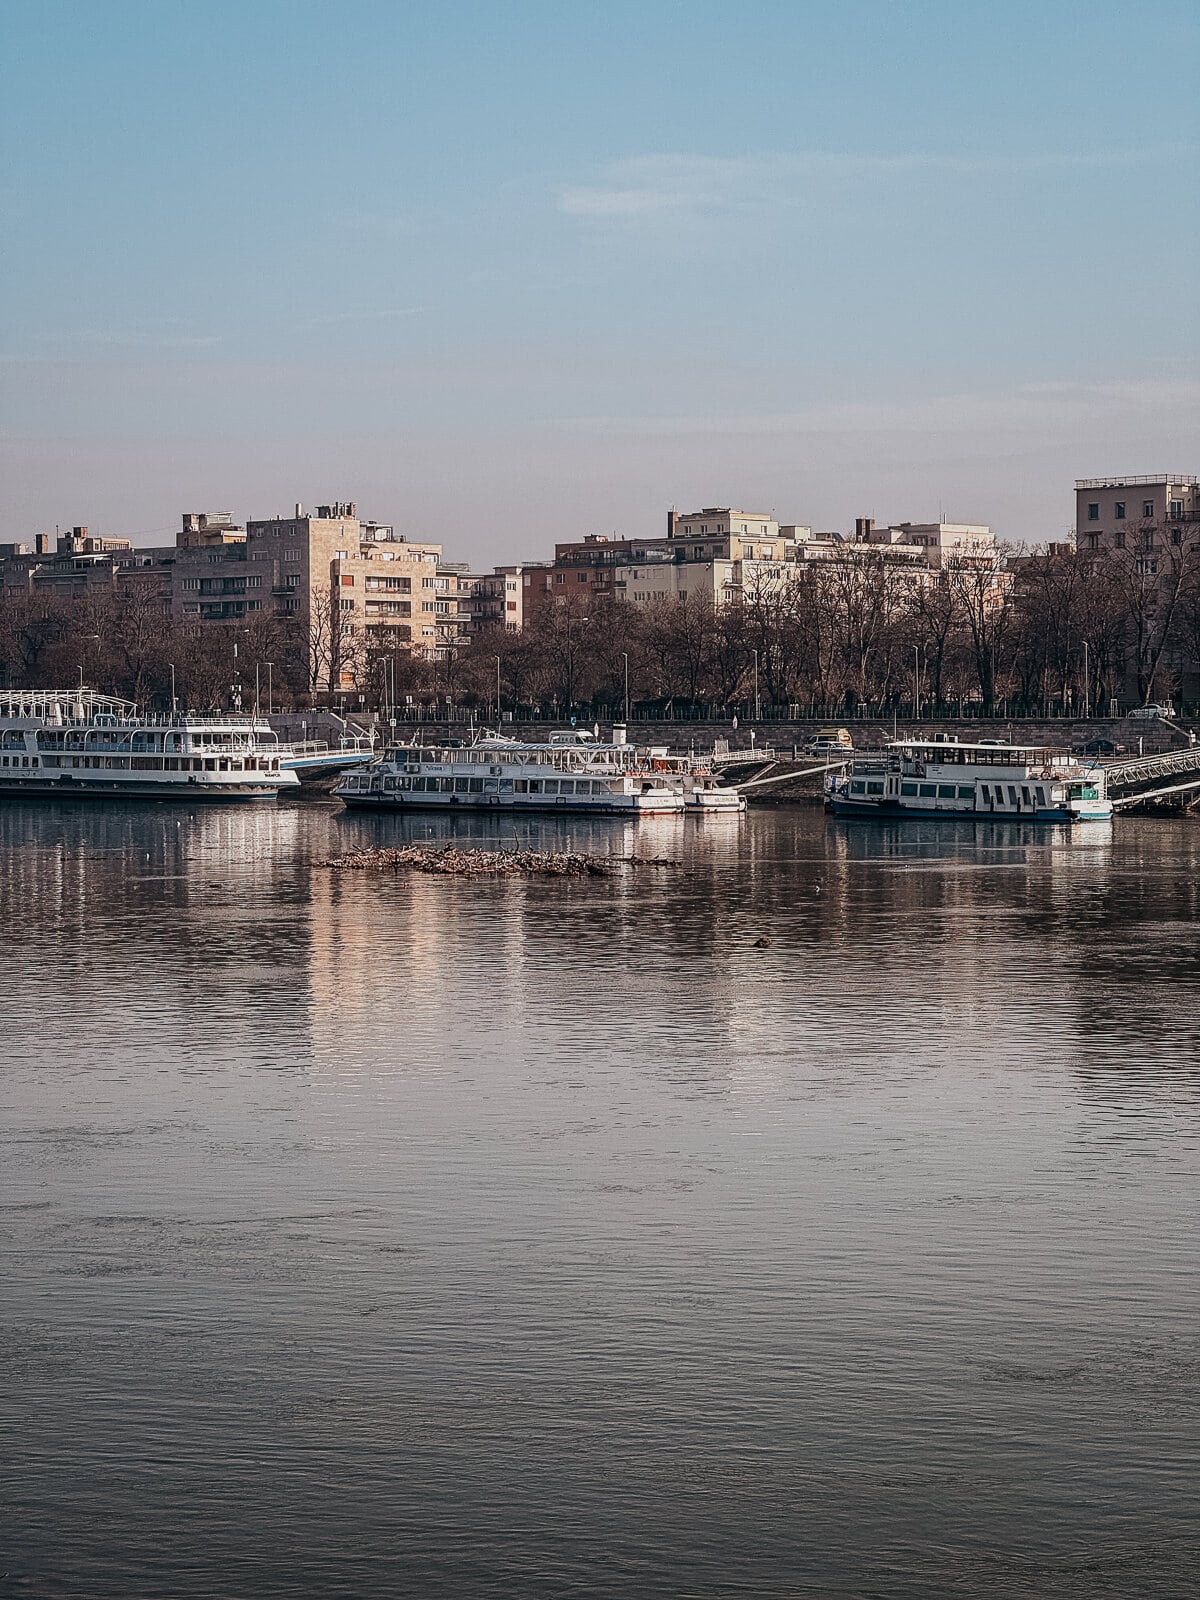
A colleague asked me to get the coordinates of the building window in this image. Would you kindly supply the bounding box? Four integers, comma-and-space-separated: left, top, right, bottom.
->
284, 549, 300, 563
1171, 528, 1182, 546
1115, 501, 1126, 520
1170, 500, 1184, 519
1087, 503, 1099, 521
1115, 531, 1126, 549
1143, 500, 1154, 518
340, 598, 354, 611
1087, 533, 1099, 550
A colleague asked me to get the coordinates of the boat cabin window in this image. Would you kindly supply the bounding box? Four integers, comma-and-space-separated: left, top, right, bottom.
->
957, 786, 974, 800
938, 785, 956, 799
919, 783, 936, 798
901, 782, 918, 796
544, 780, 559, 795
1008, 786, 1018, 804
850, 780, 866, 794
866, 781, 884, 795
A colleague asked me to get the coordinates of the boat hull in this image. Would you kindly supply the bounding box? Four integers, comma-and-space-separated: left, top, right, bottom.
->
0, 776, 289, 802
827, 796, 1111, 823
338, 791, 682, 815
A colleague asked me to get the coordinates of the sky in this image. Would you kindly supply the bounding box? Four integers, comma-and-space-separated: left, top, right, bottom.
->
1, 0, 1197, 559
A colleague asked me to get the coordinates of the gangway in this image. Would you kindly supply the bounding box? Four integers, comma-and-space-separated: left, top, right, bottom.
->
282, 737, 375, 775
1104, 746, 1200, 810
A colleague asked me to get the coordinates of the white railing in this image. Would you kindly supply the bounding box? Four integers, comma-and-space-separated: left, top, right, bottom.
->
1075, 475, 1198, 489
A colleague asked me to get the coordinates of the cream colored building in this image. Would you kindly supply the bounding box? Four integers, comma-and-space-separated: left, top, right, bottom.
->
1075, 474, 1199, 559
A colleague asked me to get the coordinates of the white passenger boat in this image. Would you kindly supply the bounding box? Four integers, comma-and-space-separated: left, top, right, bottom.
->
0, 689, 298, 801
335, 729, 686, 815
651, 753, 746, 812
825, 737, 1112, 822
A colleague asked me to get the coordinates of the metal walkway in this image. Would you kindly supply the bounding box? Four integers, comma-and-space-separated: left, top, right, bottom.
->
1103, 746, 1200, 809
281, 740, 375, 774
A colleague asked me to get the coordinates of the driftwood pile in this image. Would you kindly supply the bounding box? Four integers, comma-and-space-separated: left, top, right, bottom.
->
321, 845, 679, 878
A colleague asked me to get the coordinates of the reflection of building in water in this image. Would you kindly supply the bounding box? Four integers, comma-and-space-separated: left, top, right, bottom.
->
0, 802, 315, 1073
301, 807, 759, 1087
1058, 819, 1200, 1124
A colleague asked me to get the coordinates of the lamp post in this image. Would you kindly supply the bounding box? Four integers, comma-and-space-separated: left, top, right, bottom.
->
1083, 640, 1090, 719
266, 662, 273, 717
752, 648, 760, 721
169, 662, 176, 715
913, 644, 921, 719
621, 651, 629, 723
495, 654, 502, 719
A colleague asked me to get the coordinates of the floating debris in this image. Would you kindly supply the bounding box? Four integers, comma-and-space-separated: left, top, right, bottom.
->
320, 845, 680, 878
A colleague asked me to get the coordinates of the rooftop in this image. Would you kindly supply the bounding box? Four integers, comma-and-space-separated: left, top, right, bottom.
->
1076, 475, 1198, 490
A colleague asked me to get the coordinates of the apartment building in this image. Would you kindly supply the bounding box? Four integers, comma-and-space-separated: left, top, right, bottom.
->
841, 516, 996, 568
1075, 474, 1199, 567
524, 504, 993, 618
457, 564, 537, 633
0, 528, 174, 603
170, 503, 449, 685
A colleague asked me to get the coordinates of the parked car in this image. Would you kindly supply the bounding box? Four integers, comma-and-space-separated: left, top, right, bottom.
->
1127, 703, 1175, 721
805, 727, 854, 755
1077, 738, 1121, 757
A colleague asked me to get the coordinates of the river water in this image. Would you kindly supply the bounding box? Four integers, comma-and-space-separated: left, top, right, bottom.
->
1, 800, 1197, 1598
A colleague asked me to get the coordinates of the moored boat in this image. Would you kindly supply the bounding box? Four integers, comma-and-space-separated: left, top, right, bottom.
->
0, 689, 298, 802
335, 728, 687, 815
825, 737, 1112, 822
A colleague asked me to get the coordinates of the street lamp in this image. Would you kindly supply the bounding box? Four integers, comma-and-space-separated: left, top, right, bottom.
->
752, 649, 760, 722
1083, 640, 1089, 719
266, 662, 273, 717
621, 651, 629, 723
169, 662, 177, 715
495, 654, 502, 720
913, 644, 921, 719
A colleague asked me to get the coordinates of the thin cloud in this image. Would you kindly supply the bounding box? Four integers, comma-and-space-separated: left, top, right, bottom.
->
542, 379, 1200, 437
558, 148, 1171, 218
76, 329, 221, 350
299, 307, 428, 329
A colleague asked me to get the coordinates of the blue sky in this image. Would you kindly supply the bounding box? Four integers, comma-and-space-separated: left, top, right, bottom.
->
2, 0, 1196, 556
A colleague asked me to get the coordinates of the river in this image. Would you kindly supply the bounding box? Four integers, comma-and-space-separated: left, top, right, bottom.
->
2, 800, 1197, 1598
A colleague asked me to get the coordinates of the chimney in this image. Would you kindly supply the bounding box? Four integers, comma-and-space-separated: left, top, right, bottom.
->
35, 533, 51, 554
855, 517, 875, 541
295, 502, 304, 519
667, 508, 677, 539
